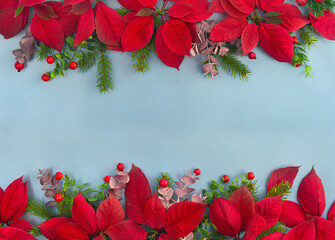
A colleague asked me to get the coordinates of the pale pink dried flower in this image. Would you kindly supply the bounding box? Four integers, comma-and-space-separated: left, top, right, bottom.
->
108, 168, 130, 200
12, 30, 37, 64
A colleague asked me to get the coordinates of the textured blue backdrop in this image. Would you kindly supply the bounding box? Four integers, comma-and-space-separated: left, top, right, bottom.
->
0, 21, 335, 230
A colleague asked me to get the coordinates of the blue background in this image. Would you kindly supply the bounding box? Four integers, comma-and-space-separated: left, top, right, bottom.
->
1, 12, 335, 230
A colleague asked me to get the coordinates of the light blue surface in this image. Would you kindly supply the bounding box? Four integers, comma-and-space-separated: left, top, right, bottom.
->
1, 23, 335, 229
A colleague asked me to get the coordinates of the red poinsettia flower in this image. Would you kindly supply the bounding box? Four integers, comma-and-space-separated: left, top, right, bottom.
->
0, 227, 38, 240
310, 11, 335, 41
0, 177, 33, 232
210, 0, 309, 62
39, 192, 146, 240
117, 0, 212, 69
125, 165, 207, 239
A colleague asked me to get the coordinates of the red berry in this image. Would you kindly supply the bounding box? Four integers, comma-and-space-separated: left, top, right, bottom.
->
292, 36, 299, 45
247, 172, 255, 180
104, 175, 111, 183
54, 194, 63, 202
46, 56, 55, 64
69, 61, 78, 70
117, 163, 125, 171
296, 0, 307, 6
54, 172, 63, 180
193, 168, 201, 176
295, 64, 301, 67
222, 175, 230, 183
315, 0, 325, 3
42, 74, 50, 82
14, 61, 24, 72
159, 178, 169, 188
248, 52, 256, 60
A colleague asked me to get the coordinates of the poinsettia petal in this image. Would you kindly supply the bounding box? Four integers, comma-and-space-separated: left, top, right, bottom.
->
38, 217, 74, 240
326, 221, 335, 240
208, 0, 226, 13
123, 12, 137, 25
0, 177, 26, 223
64, 0, 86, 5
327, 202, 335, 221
33, 3, 58, 20
229, 0, 254, 14
93, 233, 105, 240
158, 234, 179, 240
279, 201, 307, 228
96, 194, 125, 232
314, 217, 331, 240
298, 167, 326, 217
143, 192, 166, 229
260, 0, 285, 11
0, 7, 29, 39
310, 11, 335, 40
18, 0, 44, 7
220, 0, 249, 18
9, 220, 32, 232
258, 23, 293, 62
155, 24, 184, 70
173, 0, 212, 23
0, 227, 37, 240
165, 201, 206, 238
260, 232, 286, 240
137, 0, 157, 8
256, 196, 282, 230
244, 214, 267, 240
228, 185, 255, 232
125, 164, 152, 225
241, 23, 259, 55
267, 166, 300, 192
210, 16, 248, 42
186, 22, 198, 43
50, 222, 90, 240
0, 0, 18, 9
117, 0, 145, 11
168, 2, 193, 19
74, 6, 94, 47
210, 197, 241, 237
71, 0, 91, 15
105, 220, 147, 240
95, 2, 125, 49
162, 19, 192, 55
121, 16, 154, 52
72, 192, 98, 236
282, 220, 315, 240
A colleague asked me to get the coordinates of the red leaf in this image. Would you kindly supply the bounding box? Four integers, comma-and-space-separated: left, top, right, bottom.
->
0, 227, 38, 240
228, 185, 255, 232
158, 234, 179, 240
314, 217, 331, 240
155, 24, 184, 70
71, 0, 91, 15
38, 217, 74, 240
244, 214, 267, 240
72, 192, 98, 236
125, 164, 152, 225
18, 0, 44, 7
298, 167, 326, 217
220, 0, 249, 18
209, 197, 241, 237
49, 222, 90, 240
258, 23, 293, 62
260, 232, 286, 240
117, 0, 145, 11
74, 6, 94, 47
279, 200, 307, 228
173, 0, 212, 23
0, 0, 18, 9
260, 0, 285, 11
95, 2, 125, 49
162, 19, 192, 55
0, 7, 29, 39
143, 192, 166, 229
267, 166, 300, 192
168, 2, 193, 18
0, 177, 27, 223
9, 220, 32, 232
186, 22, 198, 43
30, 14, 64, 52
33, 3, 58, 20
121, 16, 154, 52
165, 201, 206, 238
327, 202, 335, 221
241, 23, 259, 55
123, 12, 137, 25
137, 0, 157, 8
255, 196, 282, 230
105, 220, 147, 240
64, 0, 86, 5
229, 0, 254, 14
208, 0, 226, 13
210, 16, 248, 42
282, 220, 315, 240
96, 194, 125, 232
310, 11, 335, 40
326, 221, 335, 240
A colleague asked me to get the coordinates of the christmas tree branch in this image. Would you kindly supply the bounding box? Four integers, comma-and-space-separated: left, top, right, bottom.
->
26, 198, 58, 220
96, 52, 113, 94
217, 54, 252, 81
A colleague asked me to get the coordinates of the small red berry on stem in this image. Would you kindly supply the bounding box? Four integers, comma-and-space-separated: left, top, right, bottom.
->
104, 175, 111, 183
296, 0, 307, 6
159, 178, 169, 188
222, 175, 230, 183
295, 64, 301, 67
69, 61, 78, 70
55, 172, 63, 180
46, 56, 55, 64
117, 163, 125, 171
54, 194, 63, 202
42, 74, 50, 82
247, 172, 255, 180
292, 36, 299, 45
193, 168, 201, 176
248, 52, 256, 60
14, 61, 24, 72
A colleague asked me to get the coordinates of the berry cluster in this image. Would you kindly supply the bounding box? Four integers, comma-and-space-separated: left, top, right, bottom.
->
41, 56, 78, 82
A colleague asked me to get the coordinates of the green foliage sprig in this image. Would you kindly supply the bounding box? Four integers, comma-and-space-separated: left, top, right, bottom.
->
217, 54, 252, 82
266, 181, 292, 200
26, 198, 57, 220
307, 0, 335, 17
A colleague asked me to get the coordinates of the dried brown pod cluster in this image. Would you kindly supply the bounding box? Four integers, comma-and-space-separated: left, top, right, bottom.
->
37, 169, 60, 207
12, 30, 37, 64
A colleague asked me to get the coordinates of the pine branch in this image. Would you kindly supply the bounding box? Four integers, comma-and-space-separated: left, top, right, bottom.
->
217, 54, 251, 81
96, 52, 113, 94
35, 43, 54, 61
307, 0, 335, 17
131, 41, 154, 73
78, 50, 100, 73
266, 181, 292, 200
26, 198, 57, 220
299, 24, 318, 50
257, 222, 289, 239
30, 225, 43, 237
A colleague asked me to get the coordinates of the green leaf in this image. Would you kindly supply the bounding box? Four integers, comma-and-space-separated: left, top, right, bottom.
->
210, 182, 218, 190
87, 197, 98, 202
79, 183, 89, 188
15, 7, 24, 17
66, 36, 74, 48
56, 53, 63, 59
63, 50, 71, 58
136, 8, 155, 16
218, 184, 225, 193
264, 16, 284, 25
263, 11, 282, 17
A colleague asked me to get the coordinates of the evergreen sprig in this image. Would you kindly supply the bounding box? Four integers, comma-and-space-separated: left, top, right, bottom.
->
131, 41, 154, 73
266, 181, 292, 200
96, 52, 113, 94
299, 24, 318, 50
257, 222, 289, 239
30, 225, 43, 237
307, 0, 335, 17
217, 54, 252, 81
35, 43, 54, 61
292, 43, 313, 78
26, 198, 58, 220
